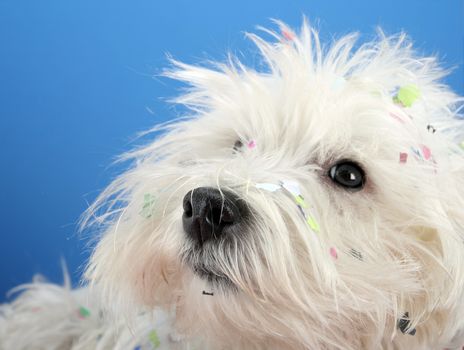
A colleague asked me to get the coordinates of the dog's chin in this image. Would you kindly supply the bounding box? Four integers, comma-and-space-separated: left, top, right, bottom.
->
182, 244, 235, 290
192, 264, 234, 288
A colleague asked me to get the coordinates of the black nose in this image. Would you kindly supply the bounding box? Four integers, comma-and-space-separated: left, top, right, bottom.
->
182, 187, 247, 245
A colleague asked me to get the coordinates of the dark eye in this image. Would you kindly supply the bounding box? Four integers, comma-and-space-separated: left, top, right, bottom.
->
328, 160, 365, 191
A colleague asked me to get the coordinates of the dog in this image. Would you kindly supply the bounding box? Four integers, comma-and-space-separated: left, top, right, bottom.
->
1, 19, 464, 350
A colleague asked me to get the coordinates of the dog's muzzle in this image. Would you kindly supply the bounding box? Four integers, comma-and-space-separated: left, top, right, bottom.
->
182, 187, 248, 245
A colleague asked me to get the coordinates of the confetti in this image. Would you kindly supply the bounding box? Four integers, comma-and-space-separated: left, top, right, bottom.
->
280, 180, 301, 197
411, 147, 422, 159
399, 152, 408, 164
280, 181, 320, 231
410, 145, 432, 161
149, 330, 161, 348
257, 180, 320, 233
389, 112, 406, 124
78, 306, 90, 319
349, 249, 363, 261
306, 216, 320, 232
329, 247, 338, 259
140, 193, 156, 218
426, 125, 436, 133
233, 140, 243, 151
420, 144, 432, 160
133, 346, 142, 350
393, 84, 421, 107
247, 140, 256, 149
281, 28, 295, 41
460, 141, 464, 150
294, 195, 307, 208
256, 183, 280, 192
398, 312, 416, 336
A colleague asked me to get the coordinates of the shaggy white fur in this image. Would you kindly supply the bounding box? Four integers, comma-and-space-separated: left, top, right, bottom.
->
2, 19, 464, 350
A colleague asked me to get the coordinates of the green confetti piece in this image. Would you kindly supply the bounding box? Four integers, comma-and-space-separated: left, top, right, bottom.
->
393, 84, 421, 107
294, 195, 307, 208
140, 193, 156, 218
78, 306, 90, 318
148, 329, 160, 349
459, 141, 464, 150
306, 216, 320, 232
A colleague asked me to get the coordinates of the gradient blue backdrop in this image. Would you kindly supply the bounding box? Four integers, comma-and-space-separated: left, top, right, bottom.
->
0, 0, 463, 301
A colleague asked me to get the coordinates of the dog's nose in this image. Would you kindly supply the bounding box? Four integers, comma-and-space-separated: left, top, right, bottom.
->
182, 187, 246, 244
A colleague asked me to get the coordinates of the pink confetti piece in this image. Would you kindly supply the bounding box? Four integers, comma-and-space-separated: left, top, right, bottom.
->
247, 140, 256, 149
329, 247, 338, 259
281, 28, 295, 41
420, 145, 432, 160
399, 152, 408, 164
389, 112, 405, 124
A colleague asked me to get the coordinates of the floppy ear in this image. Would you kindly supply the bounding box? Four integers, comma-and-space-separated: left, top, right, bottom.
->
394, 80, 464, 342
344, 30, 464, 342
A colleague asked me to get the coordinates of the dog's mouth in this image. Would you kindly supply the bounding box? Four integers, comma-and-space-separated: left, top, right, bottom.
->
192, 264, 233, 286
181, 245, 235, 288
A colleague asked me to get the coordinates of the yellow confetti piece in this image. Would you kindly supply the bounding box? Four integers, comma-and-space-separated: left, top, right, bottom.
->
148, 329, 160, 348
294, 195, 307, 208
393, 84, 421, 107
306, 216, 320, 232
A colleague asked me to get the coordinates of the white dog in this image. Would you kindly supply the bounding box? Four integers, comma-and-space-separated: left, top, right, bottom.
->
1, 20, 464, 350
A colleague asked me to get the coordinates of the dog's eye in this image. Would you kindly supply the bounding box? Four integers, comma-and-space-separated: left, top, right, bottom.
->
233, 140, 243, 152
328, 160, 365, 191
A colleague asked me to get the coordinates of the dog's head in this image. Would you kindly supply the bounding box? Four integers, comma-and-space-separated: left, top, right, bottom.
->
83, 21, 464, 349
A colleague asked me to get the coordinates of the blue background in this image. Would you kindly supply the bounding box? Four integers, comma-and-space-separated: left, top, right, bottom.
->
0, 0, 463, 301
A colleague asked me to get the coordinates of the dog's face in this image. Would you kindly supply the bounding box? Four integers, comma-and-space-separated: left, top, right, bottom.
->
84, 22, 464, 349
